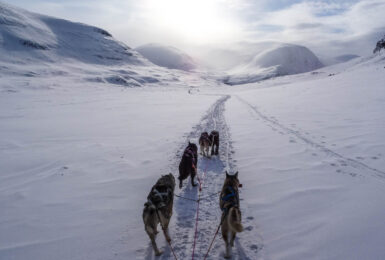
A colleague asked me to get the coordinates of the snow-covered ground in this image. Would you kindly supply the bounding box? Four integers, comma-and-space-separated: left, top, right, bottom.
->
1, 2, 385, 260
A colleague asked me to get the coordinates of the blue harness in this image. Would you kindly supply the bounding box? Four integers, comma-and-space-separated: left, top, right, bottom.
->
221, 186, 239, 213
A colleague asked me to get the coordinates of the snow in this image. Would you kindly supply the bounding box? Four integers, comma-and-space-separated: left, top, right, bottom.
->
225, 44, 323, 85
224, 53, 385, 260
135, 43, 197, 71
0, 1, 147, 65
1, 2, 385, 260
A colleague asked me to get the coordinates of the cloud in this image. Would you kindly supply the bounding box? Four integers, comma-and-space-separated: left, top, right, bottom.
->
238, 0, 385, 57
3, 0, 385, 58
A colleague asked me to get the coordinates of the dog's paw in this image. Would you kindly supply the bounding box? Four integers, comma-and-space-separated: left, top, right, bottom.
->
166, 237, 171, 243
192, 183, 197, 187
155, 250, 163, 256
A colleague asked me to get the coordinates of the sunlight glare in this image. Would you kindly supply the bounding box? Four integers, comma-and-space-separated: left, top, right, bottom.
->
145, 0, 238, 44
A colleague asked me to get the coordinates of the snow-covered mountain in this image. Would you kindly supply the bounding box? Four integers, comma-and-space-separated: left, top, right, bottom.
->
0, 2, 147, 65
224, 44, 323, 85
135, 43, 196, 71
0, 2, 206, 88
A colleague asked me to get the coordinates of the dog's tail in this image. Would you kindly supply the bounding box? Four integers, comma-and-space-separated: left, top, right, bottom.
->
228, 207, 243, 233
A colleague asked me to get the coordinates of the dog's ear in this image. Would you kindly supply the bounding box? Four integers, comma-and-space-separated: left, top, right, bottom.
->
234, 171, 238, 178
225, 171, 229, 178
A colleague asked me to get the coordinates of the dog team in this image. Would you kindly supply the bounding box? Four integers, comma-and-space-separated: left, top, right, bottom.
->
142, 130, 243, 258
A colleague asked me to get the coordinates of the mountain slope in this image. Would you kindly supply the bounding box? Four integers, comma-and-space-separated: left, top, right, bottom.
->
135, 43, 196, 71
225, 44, 323, 85
0, 2, 146, 65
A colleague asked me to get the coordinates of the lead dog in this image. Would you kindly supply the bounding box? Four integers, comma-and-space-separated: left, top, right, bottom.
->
199, 132, 211, 157
220, 171, 243, 258
209, 130, 219, 156
143, 173, 176, 256
178, 142, 198, 189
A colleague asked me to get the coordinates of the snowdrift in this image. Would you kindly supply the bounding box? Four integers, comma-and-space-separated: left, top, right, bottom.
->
0, 2, 146, 65
135, 43, 196, 71
224, 44, 323, 85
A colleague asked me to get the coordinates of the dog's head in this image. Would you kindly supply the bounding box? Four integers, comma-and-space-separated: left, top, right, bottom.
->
188, 141, 198, 152
164, 173, 176, 190
225, 171, 240, 188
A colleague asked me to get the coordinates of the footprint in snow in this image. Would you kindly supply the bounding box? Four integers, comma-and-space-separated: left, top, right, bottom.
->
371, 156, 378, 160
289, 139, 296, 143
250, 244, 260, 253
245, 226, 253, 231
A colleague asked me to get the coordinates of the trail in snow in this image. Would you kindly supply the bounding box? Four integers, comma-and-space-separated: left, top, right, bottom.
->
236, 95, 385, 181
141, 95, 260, 260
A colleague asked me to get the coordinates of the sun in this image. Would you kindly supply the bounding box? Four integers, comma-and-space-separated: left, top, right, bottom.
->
144, 0, 238, 44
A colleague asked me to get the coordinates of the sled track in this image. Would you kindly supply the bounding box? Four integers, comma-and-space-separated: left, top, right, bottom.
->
237, 96, 385, 180
143, 95, 260, 260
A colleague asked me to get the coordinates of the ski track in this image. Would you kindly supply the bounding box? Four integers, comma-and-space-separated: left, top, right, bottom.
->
141, 94, 262, 260
236, 95, 385, 181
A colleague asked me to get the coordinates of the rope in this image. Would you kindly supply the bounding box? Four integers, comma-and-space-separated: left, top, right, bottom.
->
200, 191, 221, 200
203, 221, 222, 260
175, 191, 220, 203
155, 209, 178, 260
175, 194, 199, 202
191, 159, 207, 260
203, 209, 229, 260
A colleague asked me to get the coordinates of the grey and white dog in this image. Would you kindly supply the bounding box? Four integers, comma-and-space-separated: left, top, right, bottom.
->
142, 173, 175, 256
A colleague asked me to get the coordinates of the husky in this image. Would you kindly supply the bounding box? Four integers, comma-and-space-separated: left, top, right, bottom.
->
199, 132, 211, 157
178, 142, 198, 189
143, 173, 176, 256
209, 130, 219, 156
220, 171, 243, 258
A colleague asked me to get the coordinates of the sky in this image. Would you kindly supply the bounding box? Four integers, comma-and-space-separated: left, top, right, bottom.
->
3, 0, 385, 59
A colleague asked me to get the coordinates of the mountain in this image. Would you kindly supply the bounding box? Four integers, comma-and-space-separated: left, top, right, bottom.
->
0, 2, 147, 65
224, 44, 323, 85
135, 43, 196, 71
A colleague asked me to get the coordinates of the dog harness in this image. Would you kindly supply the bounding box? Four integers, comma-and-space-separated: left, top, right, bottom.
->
184, 147, 197, 166
148, 186, 173, 209
221, 186, 239, 212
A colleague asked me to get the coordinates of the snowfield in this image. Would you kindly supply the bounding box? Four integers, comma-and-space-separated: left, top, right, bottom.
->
1, 2, 385, 260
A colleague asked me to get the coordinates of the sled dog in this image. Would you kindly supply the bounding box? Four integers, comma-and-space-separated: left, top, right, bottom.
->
199, 132, 211, 157
209, 130, 219, 156
178, 142, 198, 189
143, 173, 175, 256
220, 171, 243, 258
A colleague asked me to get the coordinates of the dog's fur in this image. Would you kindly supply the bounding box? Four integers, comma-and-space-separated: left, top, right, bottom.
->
220, 171, 243, 258
199, 132, 211, 157
143, 173, 176, 256
209, 130, 219, 156
178, 142, 198, 189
